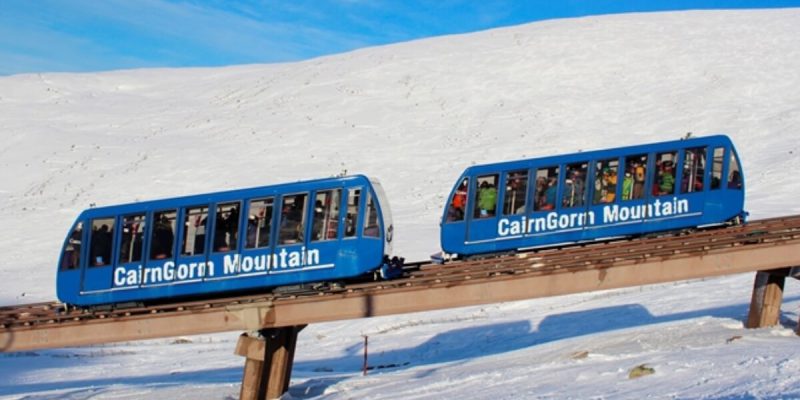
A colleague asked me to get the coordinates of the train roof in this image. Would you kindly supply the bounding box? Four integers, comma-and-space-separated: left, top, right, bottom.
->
462, 134, 735, 176
77, 174, 376, 219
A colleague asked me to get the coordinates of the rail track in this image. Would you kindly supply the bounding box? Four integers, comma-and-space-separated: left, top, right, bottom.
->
2, 215, 799, 335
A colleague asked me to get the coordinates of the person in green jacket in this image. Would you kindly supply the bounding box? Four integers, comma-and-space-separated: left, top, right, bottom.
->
478, 181, 497, 217
622, 171, 634, 200
659, 164, 675, 195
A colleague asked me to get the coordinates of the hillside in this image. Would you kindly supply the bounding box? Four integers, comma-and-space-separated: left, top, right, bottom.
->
1, 9, 800, 399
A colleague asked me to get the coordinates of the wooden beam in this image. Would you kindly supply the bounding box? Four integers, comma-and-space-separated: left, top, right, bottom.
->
235, 334, 267, 400
3, 239, 800, 352
746, 269, 789, 328
235, 326, 306, 400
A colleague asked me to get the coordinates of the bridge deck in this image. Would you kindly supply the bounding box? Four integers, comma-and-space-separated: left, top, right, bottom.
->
2, 215, 799, 352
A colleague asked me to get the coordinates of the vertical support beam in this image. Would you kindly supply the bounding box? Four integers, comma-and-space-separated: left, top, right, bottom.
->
746, 270, 788, 328
236, 333, 267, 400
281, 325, 303, 392
235, 325, 307, 400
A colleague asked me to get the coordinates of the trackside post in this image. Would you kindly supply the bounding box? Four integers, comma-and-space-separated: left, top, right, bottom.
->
235, 325, 306, 399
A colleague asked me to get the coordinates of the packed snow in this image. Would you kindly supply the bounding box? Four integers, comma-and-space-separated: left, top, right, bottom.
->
2, 8, 800, 399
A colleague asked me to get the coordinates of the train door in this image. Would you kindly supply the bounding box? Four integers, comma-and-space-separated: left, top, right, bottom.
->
176, 205, 212, 282
81, 216, 117, 293
114, 213, 147, 289
306, 188, 343, 272
585, 157, 622, 239
207, 202, 242, 281
527, 165, 560, 242
645, 150, 678, 229
494, 169, 530, 247
273, 193, 310, 274
240, 197, 276, 279
560, 161, 591, 241
142, 209, 178, 287
678, 146, 708, 221
466, 173, 501, 246
615, 153, 649, 234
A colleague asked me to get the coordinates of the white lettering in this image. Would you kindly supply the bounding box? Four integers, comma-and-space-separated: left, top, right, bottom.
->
241, 256, 253, 273
114, 267, 126, 286
111, 248, 324, 288
224, 255, 239, 274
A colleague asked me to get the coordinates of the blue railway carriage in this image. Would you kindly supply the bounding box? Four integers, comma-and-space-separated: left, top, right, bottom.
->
57, 175, 394, 306
441, 135, 745, 256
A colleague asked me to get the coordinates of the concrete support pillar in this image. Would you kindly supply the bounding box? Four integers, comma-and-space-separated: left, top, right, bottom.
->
235, 325, 306, 400
746, 269, 789, 329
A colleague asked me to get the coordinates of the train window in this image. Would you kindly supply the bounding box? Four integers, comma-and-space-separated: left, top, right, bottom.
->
473, 174, 499, 218
363, 192, 381, 237
446, 178, 469, 222
181, 206, 208, 256
728, 150, 742, 189
150, 210, 176, 259
710, 147, 724, 190
279, 194, 307, 244
312, 190, 341, 241
681, 147, 707, 193
245, 198, 273, 249
562, 162, 587, 208
503, 171, 528, 215
622, 154, 648, 201
213, 202, 240, 252
345, 189, 360, 238
534, 167, 559, 211
653, 151, 677, 196
89, 217, 115, 267
119, 214, 145, 264
592, 158, 618, 205
60, 222, 83, 270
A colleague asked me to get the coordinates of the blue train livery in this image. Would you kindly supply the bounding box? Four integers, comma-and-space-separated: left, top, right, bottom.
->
441, 135, 745, 256
57, 175, 394, 306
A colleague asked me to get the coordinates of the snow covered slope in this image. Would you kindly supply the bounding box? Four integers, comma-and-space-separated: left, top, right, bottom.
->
1, 9, 800, 399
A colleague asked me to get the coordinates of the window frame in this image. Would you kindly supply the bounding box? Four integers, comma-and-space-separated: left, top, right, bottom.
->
149, 209, 178, 261
561, 162, 588, 208
362, 191, 382, 238
60, 221, 84, 271
278, 193, 309, 245
652, 151, 678, 197
311, 189, 342, 242
344, 187, 362, 239
211, 201, 242, 253
244, 197, 275, 250
472, 173, 500, 219
118, 213, 146, 264
446, 177, 469, 223
621, 154, 648, 202
502, 170, 529, 216
179, 205, 210, 257
592, 157, 620, 205
680, 146, 707, 194
88, 216, 116, 268
710, 147, 724, 191
727, 147, 743, 190
533, 166, 559, 212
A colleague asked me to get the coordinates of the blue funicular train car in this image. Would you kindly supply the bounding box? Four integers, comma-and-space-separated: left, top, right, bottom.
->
441, 134, 745, 257
57, 175, 393, 306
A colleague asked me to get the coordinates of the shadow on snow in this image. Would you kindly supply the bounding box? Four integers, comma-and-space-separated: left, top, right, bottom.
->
2, 295, 799, 397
